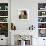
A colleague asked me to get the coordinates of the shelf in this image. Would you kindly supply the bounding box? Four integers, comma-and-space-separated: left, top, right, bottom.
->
38, 28, 46, 29
0, 22, 8, 23
38, 16, 46, 17
38, 10, 46, 11
0, 10, 8, 11
38, 22, 46, 23
0, 3, 8, 37
38, 3, 46, 37
0, 16, 8, 17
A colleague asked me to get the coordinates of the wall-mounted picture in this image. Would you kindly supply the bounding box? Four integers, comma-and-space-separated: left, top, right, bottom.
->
18, 9, 29, 20
0, 11, 8, 16
38, 3, 46, 10
38, 23, 46, 28
0, 17, 8, 22
38, 17, 46, 22
0, 3, 8, 10
0, 23, 8, 37
38, 29, 46, 37
38, 11, 46, 16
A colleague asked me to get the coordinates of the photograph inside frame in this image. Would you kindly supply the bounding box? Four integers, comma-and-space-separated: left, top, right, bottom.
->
18, 9, 29, 20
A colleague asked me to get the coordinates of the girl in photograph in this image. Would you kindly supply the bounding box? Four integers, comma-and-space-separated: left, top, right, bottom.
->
19, 10, 27, 19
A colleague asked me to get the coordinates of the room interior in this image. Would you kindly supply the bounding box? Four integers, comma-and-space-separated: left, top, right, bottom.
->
0, 0, 46, 46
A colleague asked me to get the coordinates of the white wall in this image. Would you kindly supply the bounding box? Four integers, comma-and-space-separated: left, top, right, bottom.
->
11, 0, 46, 46
11, 0, 38, 30
11, 0, 38, 45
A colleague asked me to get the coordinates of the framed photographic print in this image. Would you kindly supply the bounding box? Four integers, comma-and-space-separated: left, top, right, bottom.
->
0, 23, 8, 37
18, 9, 29, 20
38, 3, 46, 10
0, 17, 8, 22
38, 29, 46, 37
